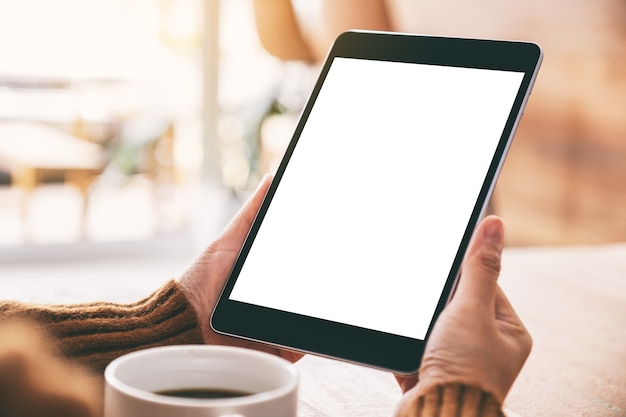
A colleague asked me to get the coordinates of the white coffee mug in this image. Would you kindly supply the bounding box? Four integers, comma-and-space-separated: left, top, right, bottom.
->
104, 345, 299, 417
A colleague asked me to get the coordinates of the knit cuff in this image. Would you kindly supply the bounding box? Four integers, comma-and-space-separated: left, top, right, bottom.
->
0, 280, 204, 374
396, 383, 504, 417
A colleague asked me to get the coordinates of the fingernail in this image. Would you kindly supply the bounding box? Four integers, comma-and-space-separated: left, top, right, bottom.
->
259, 173, 272, 186
483, 216, 505, 249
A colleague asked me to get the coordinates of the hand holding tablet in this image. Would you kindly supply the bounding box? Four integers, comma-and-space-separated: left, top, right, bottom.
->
211, 30, 542, 374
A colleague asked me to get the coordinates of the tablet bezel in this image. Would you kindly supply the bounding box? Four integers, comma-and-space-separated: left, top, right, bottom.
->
211, 30, 542, 374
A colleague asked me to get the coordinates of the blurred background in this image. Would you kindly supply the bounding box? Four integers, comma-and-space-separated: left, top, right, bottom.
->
0, 0, 289, 259
0, 0, 625, 262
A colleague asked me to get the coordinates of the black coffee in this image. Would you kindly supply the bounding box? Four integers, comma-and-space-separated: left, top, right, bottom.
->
155, 388, 254, 399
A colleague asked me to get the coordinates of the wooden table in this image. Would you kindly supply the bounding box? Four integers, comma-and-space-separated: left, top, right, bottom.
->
1, 242, 624, 416
0, 122, 106, 193
0, 121, 107, 239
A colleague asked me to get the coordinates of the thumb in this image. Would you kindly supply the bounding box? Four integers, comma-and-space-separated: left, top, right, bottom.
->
453, 215, 505, 309
217, 173, 273, 246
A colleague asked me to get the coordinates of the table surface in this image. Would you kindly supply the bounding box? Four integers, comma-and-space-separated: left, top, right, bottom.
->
0, 122, 105, 169
1, 242, 625, 416
295, 243, 626, 417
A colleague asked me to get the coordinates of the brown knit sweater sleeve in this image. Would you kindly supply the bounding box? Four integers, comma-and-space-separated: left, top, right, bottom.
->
0, 280, 204, 374
396, 383, 505, 417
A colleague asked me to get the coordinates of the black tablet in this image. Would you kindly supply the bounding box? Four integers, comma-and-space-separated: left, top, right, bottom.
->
211, 31, 542, 374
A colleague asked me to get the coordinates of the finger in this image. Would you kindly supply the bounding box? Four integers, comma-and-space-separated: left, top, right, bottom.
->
453, 215, 505, 308
394, 372, 419, 394
219, 173, 273, 243
494, 285, 523, 324
494, 286, 533, 356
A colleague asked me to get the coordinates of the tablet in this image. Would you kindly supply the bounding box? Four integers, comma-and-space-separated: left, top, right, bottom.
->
211, 30, 542, 374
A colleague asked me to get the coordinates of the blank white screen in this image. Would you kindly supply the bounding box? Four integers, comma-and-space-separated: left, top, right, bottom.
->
230, 57, 523, 340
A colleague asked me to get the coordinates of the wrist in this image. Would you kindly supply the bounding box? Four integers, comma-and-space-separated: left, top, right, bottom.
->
417, 356, 505, 404
177, 277, 211, 340
396, 382, 504, 417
